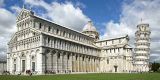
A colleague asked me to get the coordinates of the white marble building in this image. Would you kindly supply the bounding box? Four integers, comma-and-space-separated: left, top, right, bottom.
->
0, 61, 6, 74
96, 35, 134, 73
7, 7, 149, 74
134, 24, 151, 72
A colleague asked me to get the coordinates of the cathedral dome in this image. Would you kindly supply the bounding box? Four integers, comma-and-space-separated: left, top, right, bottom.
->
82, 21, 99, 40
82, 21, 97, 32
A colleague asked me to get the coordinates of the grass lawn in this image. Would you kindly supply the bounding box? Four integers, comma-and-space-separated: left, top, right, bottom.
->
0, 73, 159, 80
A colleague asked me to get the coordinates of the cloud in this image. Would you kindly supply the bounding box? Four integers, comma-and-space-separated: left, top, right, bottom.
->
0, 8, 16, 60
101, 0, 160, 62
24, 0, 90, 31
10, 5, 21, 14
0, 0, 90, 60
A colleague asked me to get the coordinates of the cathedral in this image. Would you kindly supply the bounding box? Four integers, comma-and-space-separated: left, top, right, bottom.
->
7, 7, 151, 74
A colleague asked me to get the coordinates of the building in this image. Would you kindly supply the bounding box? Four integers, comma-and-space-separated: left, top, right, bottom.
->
96, 35, 134, 73
134, 23, 151, 72
7, 7, 149, 74
0, 61, 7, 74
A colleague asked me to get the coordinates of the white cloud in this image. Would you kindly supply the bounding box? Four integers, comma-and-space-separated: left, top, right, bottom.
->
0, 8, 16, 59
0, 0, 90, 60
24, 0, 90, 31
10, 5, 21, 14
102, 0, 160, 62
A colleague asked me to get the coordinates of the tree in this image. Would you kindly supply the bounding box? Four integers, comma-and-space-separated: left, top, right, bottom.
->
151, 62, 160, 72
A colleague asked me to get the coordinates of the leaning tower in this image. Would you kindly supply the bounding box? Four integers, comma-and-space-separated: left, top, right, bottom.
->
134, 23, 151, 72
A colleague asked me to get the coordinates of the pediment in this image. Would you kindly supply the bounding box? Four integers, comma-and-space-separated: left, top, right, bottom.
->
8, 33, 17, 44
8, 27, 41, 44
124, 44, 132, 49
16, 8, 34, 22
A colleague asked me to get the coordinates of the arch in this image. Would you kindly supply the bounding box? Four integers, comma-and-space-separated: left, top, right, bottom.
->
26, 51, 29, 55
30, 50, 35, 55
36, 49, 40, 54
45, 49, 50, 54
67, 53, 70, 60
31, 55, 35, 60
51, 50, 57, 54
21, 52, 26, 57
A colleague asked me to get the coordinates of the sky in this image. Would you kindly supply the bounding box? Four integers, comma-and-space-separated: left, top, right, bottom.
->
0, 0, 160, 62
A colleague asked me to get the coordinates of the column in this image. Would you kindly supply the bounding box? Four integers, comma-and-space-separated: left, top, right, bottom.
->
77, 54, 80, 72
94, 58, 96, 72
91, 57, 94, 72
60, 52, 63, 73
97, 58, 100, 72
42, 53, 46, 74
53, 50, 57, 73
26, 54, 31, 70
83, 56, 86, 72
57, 51, 63, 73
72, 53, 76, 72
47, 52, 52, 71
57, 53, 60, 73
63, 52, 67, 73
91, 57, 93, 72
75, 54, 77, 72
75, 54, 79, 72
93, 58, 95, 72
79, 55, 82, 72
17, 56, 21, 73
82, 55, 85, 72
68, 53, 72, 73
88, 57, 91, 72
86, 56, 88, 72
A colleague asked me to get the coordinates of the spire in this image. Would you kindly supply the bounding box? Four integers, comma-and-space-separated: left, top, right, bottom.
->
29, 6, 32, 11
141, 18, 143, 23
22, 4, 25, 9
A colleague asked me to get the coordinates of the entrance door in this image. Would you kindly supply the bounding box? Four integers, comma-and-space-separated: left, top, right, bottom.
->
22, 60, 25, 72
114, 66, 118, 72
14, 64, 16, 72
32, 62, 35, 72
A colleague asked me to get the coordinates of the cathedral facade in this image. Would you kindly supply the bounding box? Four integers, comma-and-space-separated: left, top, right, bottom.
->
7, 8, 150, 74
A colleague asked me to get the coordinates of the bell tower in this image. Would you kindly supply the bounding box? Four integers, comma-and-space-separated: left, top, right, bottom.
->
134, 23, 151, 72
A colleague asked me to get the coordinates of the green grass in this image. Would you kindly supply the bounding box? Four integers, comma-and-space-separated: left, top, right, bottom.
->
0, 73, 159, 80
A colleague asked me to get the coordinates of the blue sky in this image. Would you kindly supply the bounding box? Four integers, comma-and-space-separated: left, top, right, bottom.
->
0, 0, 160, 62
3, 0, 127, 35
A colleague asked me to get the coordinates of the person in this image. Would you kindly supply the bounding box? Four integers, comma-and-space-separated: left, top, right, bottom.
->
30, 72, 32, 76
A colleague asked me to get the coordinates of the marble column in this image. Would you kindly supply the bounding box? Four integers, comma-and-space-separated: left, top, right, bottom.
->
94, 58, 96, 72
53, 50, 57, 73
97, 58, 100, 72
88, 57, 91, 72
63, 52, 67, 73
76, 54, 79, 72
83, 56, 86, 72
47, 52, 52, 71
91, 57, 93, 72
68, 53, 72, 73
86, 56, 88, 72
57, 51, 63, 73
95, 58, 98, 72
72, 53, 76, 72
77, 54, 80, 72
17, 56, 21, 73
92, 57, 94, 72
60, 52, 63, 73
79, 55, 82, 72
82, 55, 85, 72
